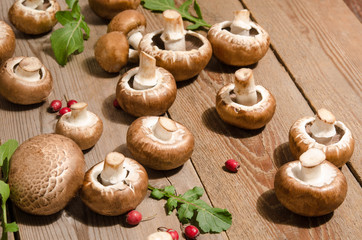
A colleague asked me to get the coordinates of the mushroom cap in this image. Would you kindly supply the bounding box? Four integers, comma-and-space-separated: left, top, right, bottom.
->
116, 67, 177, 117
274, 160, 347, 216
207, 20, 270, 66
88, 0, 141, 20
127, 116, 195, 170
289, 116, 355, 168
216, 84, 276, 129
8, 0, 61, 35
0, 21, 16, 65
55, 105, 103, 150
8, 134, 85, 215
138, 30, 212, 81
94, 32, 129, 73
107, 10, 146, 35
80, 156, 148, 216
0, 56, 53, 105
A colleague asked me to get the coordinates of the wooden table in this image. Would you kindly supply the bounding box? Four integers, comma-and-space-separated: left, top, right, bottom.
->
0, 0, 361, 239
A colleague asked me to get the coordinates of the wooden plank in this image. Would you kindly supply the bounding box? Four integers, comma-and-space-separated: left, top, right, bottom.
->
343, 0, 362, 22
240, 0, 362, 179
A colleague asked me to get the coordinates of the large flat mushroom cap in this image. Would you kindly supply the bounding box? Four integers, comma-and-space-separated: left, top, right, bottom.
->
8, 134, 85, 215
89, 0, 141, 20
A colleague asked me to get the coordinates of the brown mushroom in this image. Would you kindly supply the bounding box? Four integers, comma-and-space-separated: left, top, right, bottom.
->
8, 134, 85, 215
0, 56, 52, 104
127, 116, 194, 170
8, 0, 61, 35
56, 102, 103, 150
216, 68, 276, 129
116, 51, 177, 117
88, 0, 140, 20
289, 108, 354, 168
274, 148, 347, 217
208, 9, 270, 66
94, 31, 129, 73
80, 152, 148, 216
108, 10, 146, 62
139, 10, 212, 81
0, 21, 16, 65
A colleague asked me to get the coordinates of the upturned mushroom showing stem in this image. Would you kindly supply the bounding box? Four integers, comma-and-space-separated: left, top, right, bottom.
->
15, 57, 42, 81
116, 51, 177, 117
289, 108, 354, 167
274, 148, 347, 217
160, 10, 186, 51
230, 10, 252, 36
80, 152, 148, 216
153, 117, 177, 141
216, 68, 276, 129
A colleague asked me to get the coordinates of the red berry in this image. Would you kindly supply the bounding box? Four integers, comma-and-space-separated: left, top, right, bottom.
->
167, 229, 179, 240
184, 225, 199, 239
59, 107, 71, 116
49, 100, 62, 112
126, 210, 142, 225
67, 99, 78, 108
225, 159, 240, 173
113, 98, 120, 108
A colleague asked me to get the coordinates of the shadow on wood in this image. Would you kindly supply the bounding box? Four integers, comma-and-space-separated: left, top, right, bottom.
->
82, 57, 120, 79
101, 94, 136, 124
256, 189, 333, 228
273, 142, 294, 169
0, 95, 44, 111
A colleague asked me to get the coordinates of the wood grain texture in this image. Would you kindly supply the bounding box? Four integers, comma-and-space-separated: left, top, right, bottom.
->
344, 0, 362, 22
240, 0, 362, 179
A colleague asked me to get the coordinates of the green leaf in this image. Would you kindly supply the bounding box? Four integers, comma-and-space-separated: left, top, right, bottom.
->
177, 203, 196, 223
0, 181, 10, 204
179, 0, 193, 13
166, 197, 178, 215
181, 186, 203, 201
0, 140, 18, 167
193, 0, 203, 19
164, 185, 176, 195
66, 0, 77, 9
5, 222, 18, 233
150, 188, 165, 199
141, 0, 176, 12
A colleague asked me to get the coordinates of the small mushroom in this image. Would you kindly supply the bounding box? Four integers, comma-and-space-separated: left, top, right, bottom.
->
94, 31, 129, 73
274, 148, 347, 217
289, 108, 355, 168
80, 152, 148, 216
0, 56, 53, 105
8, 0, 61, 35
88, 0, 141, 20
127, 116, 194, 170
8, 134, 85, 215
207, 9, 270, 66
116, 51, 177, 117
147, 232, 173, 240
0, 21, 16, 65
56, 102, 103, 150
216, 68, 276, 129
139, 10, 212, 81
108, 10, 146, 62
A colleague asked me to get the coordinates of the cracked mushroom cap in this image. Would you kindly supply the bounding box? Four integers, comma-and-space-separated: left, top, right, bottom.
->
207, 10, 270, 66
274, 148, 347, 217
88, 0, 141, 20
116, 51, 177, 117
8, 134, 85, 215
94, 32, 129, 73
80, 152, 148, 216
8, 0, 61, 35
56, 102, 103, 150
216, 68, 276, 129
0, 21, 16, 65
0, 56, 53, 105
127, 116, 195, 170
289, 108, 354, 168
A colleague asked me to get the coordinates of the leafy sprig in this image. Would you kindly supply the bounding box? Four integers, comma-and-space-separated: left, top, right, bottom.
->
50, 0, 90, 66
149, 185, 232, 233
0, 140, 19, 240
141, 0, 211, 30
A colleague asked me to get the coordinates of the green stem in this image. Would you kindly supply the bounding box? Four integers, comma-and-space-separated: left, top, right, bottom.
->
1, 203, 7, 240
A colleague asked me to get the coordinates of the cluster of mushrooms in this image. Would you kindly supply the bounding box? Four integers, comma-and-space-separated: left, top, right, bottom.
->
0, 0, 356, 228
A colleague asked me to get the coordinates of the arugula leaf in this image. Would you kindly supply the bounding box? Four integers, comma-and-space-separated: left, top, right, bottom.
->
141, 0, 211, 30
0, 140, 18, 181
51, 0, 90, 66
148, 185, 232, 233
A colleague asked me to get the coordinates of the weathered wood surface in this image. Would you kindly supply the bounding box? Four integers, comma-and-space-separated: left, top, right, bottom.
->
344, 0, 362, 22
0, 0, 361, 239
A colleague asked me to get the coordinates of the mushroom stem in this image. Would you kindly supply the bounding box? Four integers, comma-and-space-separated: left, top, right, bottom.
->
23, 0, 43, 9
299, 148, 325, 183
310, 109, 336, 142
69, 102, 89, 125
100, 152, 126, 186
230, 10, 252, 36
153, 117, 177, 141
133, 51, 158, 90
160, 10, 186, 51
14, 57, 42, 82
234, 68, 258, 106
128, 31, 143, 50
